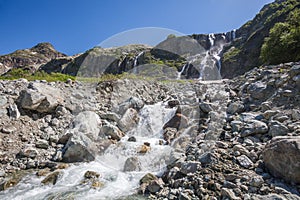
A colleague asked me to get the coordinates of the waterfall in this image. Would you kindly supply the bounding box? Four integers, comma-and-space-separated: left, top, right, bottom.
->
0, 103, 177, 200
232, 29, 236, 40
208, 33, 215, 47
133, 51, 144, 67
177, 63, 187, 79
199, 51, 209, 80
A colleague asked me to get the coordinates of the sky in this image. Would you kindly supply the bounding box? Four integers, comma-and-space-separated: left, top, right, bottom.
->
0, 0, 274, 56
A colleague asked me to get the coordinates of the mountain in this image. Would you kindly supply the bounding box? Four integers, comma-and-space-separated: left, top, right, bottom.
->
0, 0, 299, 80
0, 43, 66, 75
221, 0, 300, 78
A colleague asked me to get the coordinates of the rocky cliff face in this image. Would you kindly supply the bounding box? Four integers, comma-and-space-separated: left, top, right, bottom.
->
221, 0, 300, 78
0, 43, 66, 75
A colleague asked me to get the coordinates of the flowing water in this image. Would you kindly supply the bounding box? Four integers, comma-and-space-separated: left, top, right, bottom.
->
0, 103, 177, 200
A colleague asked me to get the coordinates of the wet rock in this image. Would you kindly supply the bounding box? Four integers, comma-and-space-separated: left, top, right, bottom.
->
168, 99, 180, 108
84, 171, 100, 179
138, 144, 151, 154
236, 155, 253, 169
263, 136, 300, 184
118, 108, 139, 132
139, 173, 163, 194
268, 121, 289, 137
128, 136, 136, 142
241, 120, 268, 137
100, 124, 124, 141
163, 127, 178, 144
8, 104, 20, 119
118, 97, 144, 115
227, 101, 244, 114
163, 113, 188, 130
36, 168, 51, 177
123, 157, 141, 172
0, 176, 21, 191
41, 171, 61, 185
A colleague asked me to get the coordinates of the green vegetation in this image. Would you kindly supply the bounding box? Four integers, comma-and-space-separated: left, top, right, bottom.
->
261, 8, 300, 64
223, 47, 241, 63
0, 68, 75, 82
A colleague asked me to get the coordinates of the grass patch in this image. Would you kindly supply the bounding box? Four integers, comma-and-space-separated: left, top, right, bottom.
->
0, 68, 75, 82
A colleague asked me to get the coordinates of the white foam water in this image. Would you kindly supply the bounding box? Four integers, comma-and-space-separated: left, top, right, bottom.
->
0, 103, 177, 200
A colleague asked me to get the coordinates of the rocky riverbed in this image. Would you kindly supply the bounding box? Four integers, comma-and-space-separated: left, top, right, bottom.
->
0, 62, 299, 199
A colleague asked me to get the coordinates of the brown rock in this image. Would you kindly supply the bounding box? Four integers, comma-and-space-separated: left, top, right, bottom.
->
163, 113, 188, 130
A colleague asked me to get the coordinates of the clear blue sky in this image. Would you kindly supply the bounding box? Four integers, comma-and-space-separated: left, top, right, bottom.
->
0, 0, 273, 56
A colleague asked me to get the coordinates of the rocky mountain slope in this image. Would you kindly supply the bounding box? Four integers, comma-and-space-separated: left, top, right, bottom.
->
0, 61, 299, 199
0, 43, 66, 75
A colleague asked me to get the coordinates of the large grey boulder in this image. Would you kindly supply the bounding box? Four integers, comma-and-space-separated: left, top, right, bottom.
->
18, 83, 63, 113
62, 133, 97, 162
118, 108, 139, 132
61, 111, 101, 162
263, 136, 300, 184
71, 111, 101, 140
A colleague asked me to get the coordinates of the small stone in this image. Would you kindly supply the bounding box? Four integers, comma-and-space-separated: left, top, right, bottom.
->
227, 101, 244, 114
36, 168, 51, 177
221, 188, 239, 200
124, 157, 141, 172
8, 104, 20, 119
41, 171, 61, 185
199, 102, 213, 113
84, 171, 100, 179
35, 139, 49, 149
249, 176, 264, 187
19, 147, 38, 158
268, 120, 289, 137
236, 155, 253, 169
128, 136, 136, 142
138, 144, 151, 154
1, 125, 16, 134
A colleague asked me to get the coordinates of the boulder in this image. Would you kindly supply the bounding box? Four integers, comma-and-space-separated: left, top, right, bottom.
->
99, 123, 124, 141
118, 108, 139, 132
118, 97, 144, 115
71, 111, 101, 140
241, 120, 268, 137
163, 127, 178, 144
41, 171, 61, 185
268, 121, 289, 137
247, 81, 271, 100
62, 133, 97, 162
263, 136, 300, 184
18, 83, 63, 113
199, 102, 213, 113
227, 101, 244, 114
163, 113, 188, 130
123, 157, 142, 172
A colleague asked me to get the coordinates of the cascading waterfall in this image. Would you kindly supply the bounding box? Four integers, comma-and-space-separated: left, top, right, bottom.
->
232, 29, 236, 40
133, 51, 144, 67
199, 51, 209, 80
208, 33, 215, 47
0, 103, 177, 200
